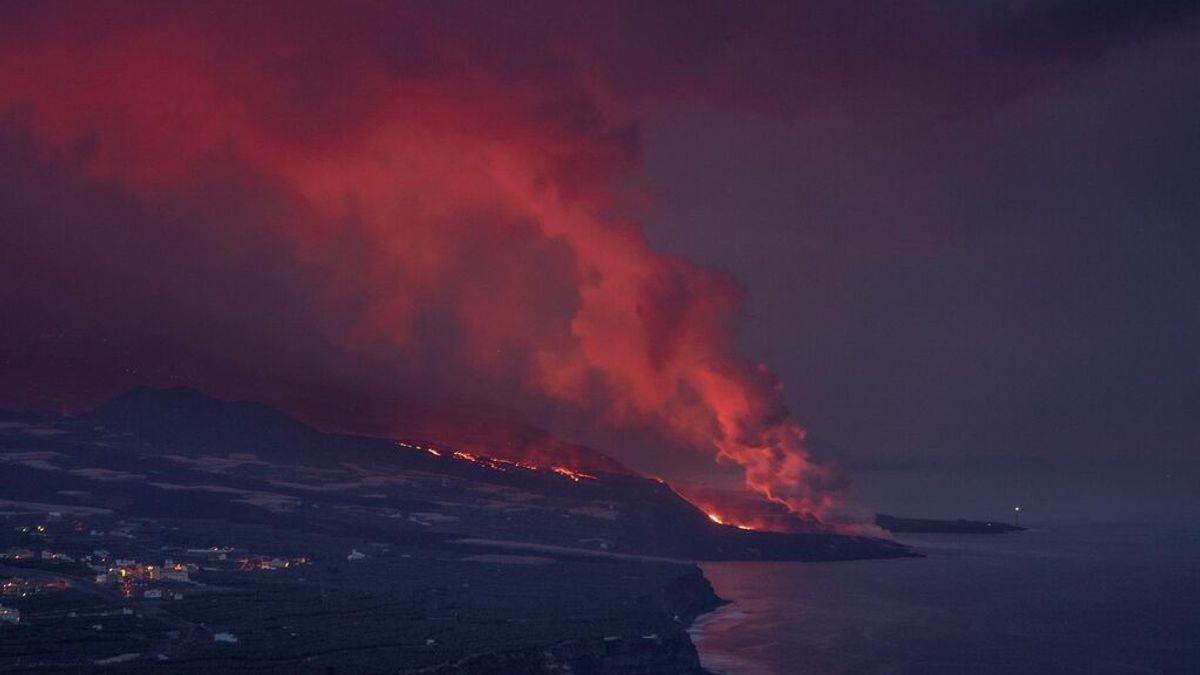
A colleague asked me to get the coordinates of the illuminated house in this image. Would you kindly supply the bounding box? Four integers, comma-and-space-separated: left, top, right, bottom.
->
162, 564, 191, 582
0, 606, 19, 624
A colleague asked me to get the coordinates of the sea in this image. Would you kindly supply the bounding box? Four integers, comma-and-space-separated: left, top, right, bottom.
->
692, 523, 1199, 675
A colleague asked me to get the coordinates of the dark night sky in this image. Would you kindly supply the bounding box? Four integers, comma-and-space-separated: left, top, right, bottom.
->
1, 1, 1197, 524
636, 18, 1200, 521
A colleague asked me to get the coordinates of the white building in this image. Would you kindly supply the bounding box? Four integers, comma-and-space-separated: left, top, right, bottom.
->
214, 632, 238, 644
0, 606, 20, 624
4, 548, 34, 561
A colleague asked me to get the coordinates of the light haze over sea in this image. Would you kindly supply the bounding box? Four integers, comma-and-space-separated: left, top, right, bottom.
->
694, 523, 1199, 674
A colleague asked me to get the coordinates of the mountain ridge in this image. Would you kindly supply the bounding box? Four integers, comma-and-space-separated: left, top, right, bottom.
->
1, 385, 917, 562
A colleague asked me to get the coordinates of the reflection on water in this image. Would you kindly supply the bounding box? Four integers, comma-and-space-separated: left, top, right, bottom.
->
693, 524, 1200, 675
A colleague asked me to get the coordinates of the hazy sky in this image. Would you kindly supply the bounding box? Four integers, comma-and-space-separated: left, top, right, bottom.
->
636, 16, 1200, 521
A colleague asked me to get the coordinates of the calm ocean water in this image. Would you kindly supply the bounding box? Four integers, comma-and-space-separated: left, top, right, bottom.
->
693, 524, 1200, 675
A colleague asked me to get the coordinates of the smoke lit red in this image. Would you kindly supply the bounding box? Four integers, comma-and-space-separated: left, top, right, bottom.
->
0, 3, 847, 520
675, 485, 832, 533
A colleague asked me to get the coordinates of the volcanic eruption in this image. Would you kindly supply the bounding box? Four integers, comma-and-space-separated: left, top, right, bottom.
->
0, 1, 848, 522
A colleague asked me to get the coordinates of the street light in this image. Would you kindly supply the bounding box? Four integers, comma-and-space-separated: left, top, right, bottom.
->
1014, 506, 1021, 527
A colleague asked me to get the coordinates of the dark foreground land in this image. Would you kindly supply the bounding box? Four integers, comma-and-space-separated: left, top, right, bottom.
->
0, 520, 719, 673
0, 388, 911, 672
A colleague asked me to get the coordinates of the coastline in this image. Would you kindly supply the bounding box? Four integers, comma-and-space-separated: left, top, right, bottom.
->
688, 603, 758, 675
687, 565, 762, 675
680, 526, 1200, 675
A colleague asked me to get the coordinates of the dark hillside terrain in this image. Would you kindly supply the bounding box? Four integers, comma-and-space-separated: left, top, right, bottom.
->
0, 387, 911, 672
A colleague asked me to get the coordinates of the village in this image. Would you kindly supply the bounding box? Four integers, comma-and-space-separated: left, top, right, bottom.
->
0, 514, 315, 633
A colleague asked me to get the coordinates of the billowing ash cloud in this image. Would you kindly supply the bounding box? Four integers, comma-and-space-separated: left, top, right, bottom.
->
1, 2, 1191, 518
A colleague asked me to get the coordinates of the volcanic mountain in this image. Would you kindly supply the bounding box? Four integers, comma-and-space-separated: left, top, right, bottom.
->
2, 387, 911, 561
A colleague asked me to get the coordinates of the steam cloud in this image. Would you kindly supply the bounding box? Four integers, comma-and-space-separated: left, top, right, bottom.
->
5, 2, 1181, 518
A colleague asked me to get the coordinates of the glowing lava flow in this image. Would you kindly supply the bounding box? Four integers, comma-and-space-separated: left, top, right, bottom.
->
550, 466, 595, 482
705, 512, 753, 530
396, 440, 596, 482
399, 440, 770, 528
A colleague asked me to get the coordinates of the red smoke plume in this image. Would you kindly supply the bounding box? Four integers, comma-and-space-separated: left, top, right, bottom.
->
0, 2, 845, 517
672, 484, 837, 534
